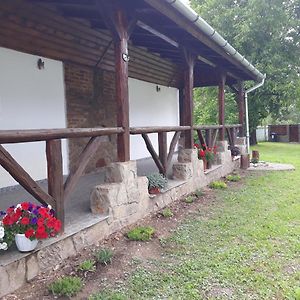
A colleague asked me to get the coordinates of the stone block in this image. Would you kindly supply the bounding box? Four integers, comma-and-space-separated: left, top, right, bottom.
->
105, 161, 137, 183
26, 254, 39, 281
173, 163, 192, 180
178, 149, 195, 163
0, 266, 10, 298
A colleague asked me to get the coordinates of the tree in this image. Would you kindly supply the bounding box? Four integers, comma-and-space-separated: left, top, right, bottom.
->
191, 0, 300, 143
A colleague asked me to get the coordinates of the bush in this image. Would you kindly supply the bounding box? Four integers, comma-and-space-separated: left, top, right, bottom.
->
95, 248, 113, 265
184, 196, 196, 203
78, 259, 96, 272
147, 173, 167, 190
195, 189, 204, 197
127, 226, 155, 241
49, 276, 83, 297
226, 174, 241, 182
209, 181, 227, 189
161, 208, 174, 218
251, 157, 259, 164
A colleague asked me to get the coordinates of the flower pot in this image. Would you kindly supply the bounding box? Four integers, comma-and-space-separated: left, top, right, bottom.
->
149, 187, 161, 194
15, 234, 38, 252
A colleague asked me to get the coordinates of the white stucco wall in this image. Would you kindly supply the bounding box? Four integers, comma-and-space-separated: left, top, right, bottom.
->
129, 78, 179, 160
0, 47, 68, 188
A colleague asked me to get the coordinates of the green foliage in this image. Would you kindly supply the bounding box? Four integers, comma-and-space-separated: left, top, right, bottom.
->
161, 208, 174, 218
226, 174, 241, 182
184, 196, 196, 203
89, 291, 127, 300
95, 249, 113, 265
146, 173, 167, 190
78, 259, 96, 272
251, 157, 259, 164
209, 181, 227, 189
191, 0, 300, 132
127, 226, 155, 241
294, 287, 300, 300
49, 276, 83, 297
195, 189, 204, 198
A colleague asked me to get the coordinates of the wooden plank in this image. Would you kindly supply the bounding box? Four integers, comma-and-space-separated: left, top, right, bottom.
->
0, 145, 55, 207
46, 139, 64, 230
167, 131, 181, 167
211, 129, 219, 148
237, 81, 245, 137
205, 129, 212, 148
130, 126, 190, 135
0, 127, 123, 144
64, 136, 102, 202
218, 73, 226, 140
158, 132, 167, 175
194, 125, 223, 130
141, 133, 164, 174
226, 127, 234, 147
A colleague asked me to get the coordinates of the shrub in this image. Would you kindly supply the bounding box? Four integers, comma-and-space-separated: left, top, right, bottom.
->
295, 287, 300, 300
251, 157, 259, 164
161, 208, 173, 218
147, 173, 167, 190
209, 181, 227, 189
127, 226, 155, 241
95, 248, 113, 265
226, 174, 241, 182
49, 276, 83, 297
78, 259, 96, 272
184, 196, 196, 203
195, 189, 204, 197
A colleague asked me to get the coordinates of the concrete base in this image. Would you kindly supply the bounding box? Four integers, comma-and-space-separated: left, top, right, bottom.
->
0, 141, 241, 298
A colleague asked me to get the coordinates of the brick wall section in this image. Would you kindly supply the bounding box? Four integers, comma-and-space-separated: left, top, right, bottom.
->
64, 62, 117, 173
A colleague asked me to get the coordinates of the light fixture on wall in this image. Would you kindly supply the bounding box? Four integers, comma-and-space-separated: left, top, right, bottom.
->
156, 85, 161, 92
122, 53, 130, 62
37, 58, 45, 70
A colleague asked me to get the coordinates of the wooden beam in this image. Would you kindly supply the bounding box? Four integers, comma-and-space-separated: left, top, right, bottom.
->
46, 139, 64, 230
167, 131, 181, 167
130, 126, 190, 135
141, 133, 165, 174
64, 136, 102, 202
0, 145, 55, 207
182, 48, 195, 149
158, 132, 167, 175
218, 72, 226, 140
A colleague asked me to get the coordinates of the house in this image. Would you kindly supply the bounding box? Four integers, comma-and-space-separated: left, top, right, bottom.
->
0, 0, 263, 296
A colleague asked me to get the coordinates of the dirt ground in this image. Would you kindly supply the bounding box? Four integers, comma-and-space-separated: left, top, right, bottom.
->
2, 172, 247, 300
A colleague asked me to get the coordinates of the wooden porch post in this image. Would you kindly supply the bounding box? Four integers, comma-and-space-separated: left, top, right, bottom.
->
218, 72, 226, 140
237, 81, 245, 137
99, 2, 135, 162
182, 49, 195, 149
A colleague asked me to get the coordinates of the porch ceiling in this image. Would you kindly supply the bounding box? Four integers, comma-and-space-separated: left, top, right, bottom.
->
26, 0, 253, 86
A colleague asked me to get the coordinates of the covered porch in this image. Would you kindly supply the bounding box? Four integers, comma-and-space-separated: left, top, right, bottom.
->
0, 0, 263, 296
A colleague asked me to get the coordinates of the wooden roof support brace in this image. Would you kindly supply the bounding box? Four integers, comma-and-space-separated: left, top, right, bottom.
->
218, 71, 226, 141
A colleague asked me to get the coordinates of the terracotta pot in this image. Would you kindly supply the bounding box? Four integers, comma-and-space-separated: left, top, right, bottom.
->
15, 234, 38, 252
148, 187, 161, 194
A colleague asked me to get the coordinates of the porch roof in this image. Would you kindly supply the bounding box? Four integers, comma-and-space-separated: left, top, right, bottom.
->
25, 0, 263, 87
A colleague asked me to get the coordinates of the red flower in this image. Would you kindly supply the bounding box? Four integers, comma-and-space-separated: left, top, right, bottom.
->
21, 202, 30, 211
6, 207, 14, 214
194, 143, 200, 149
46, 218, 55, 229
199, 149, 205, 158
20, 217, 30, 225
38, 207, 50, 219
37, 218, 45, 226
36, 230, 48, 239
54, 220, 62, 232
2, 216, 11, 225
25, 229, 35, 238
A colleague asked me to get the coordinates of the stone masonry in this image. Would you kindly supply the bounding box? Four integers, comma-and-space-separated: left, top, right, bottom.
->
0, 140, 243, 297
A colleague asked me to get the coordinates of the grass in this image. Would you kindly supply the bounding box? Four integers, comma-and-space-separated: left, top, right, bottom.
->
226, 174, 241, 182
127, 226, 155, 241
49, 276, 83, 297
91, 143, 300, 300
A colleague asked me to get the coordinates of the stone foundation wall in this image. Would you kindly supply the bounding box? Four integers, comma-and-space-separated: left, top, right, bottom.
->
65, 62, 117, 173
0, 141, 242, 297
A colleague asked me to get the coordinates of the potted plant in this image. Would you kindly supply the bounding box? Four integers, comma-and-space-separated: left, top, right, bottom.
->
0, 202, 62, 252
194, 144, 216, 170
146, 173, 167, 194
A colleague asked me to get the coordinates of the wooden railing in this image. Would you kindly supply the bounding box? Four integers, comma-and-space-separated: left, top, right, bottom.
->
0, 127, 123, 229
225, 124, 242, 148
130, 126, 191, 175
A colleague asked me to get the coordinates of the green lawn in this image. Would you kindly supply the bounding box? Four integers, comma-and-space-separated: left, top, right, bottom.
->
91, 142, 300, 300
